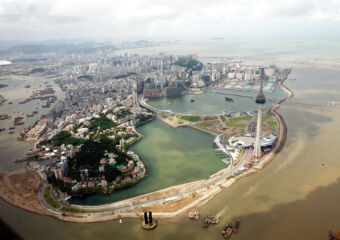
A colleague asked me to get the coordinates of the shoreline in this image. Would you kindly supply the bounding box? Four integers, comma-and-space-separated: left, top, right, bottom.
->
0, 76, 293, 223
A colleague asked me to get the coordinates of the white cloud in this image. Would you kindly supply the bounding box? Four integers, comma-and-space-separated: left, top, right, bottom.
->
0, 0, 339, 40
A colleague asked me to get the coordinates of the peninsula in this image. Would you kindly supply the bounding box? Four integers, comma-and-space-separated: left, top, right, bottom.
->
0, 52, 293, 223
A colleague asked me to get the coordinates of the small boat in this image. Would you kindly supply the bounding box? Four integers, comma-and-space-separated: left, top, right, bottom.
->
189, 211, 200, 220
329, 231, 340, 240
233, 220, 240, 233
202, 214, 211, 228
8, 102, 12, 104
289, 77, 296, 81
64, 196, 71, 201
222, 227, 233, 239
0, 128, 5, 132
210, 216, 220, 224
221, 223, 233, 239
224, 97, 234, 102
0, 114, 10, 120
14, 116, 24, 121
190, 99, 195, 102
9, 127, 15, 130
8, 131, 14, 134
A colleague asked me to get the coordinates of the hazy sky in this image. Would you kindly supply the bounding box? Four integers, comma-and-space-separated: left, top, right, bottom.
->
0, 0, 340, 41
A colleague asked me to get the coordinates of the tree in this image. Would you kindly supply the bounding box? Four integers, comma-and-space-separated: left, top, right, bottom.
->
104, 164, 120, 182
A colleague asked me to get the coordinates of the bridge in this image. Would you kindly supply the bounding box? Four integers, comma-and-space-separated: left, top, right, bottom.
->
205, 89, 279, 102
206, 89, 340, 109
138, 97, 161, 113
284, 97, 340, 109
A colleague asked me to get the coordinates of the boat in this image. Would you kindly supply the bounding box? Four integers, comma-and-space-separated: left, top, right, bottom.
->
202, 214, 211, 228
9, 127, 15, 130
8, 102, 12, 104
25, 85, 31, 88
289, 77, 296, 80
33, 111, 38, 114
188, 211, 200, 220
221, 223, 233, 239
233, 220, 240, 233
64, 195, 71, 201
0, 114, 10, 120
329, 231, 340, 240
14, 116, 24, 122
190, 99, 195, 102
224, 97, 234, 102
8, 131, 14, 134
26, 114, 34, 117
210, 216, 220, 224
0, 128, 5, 132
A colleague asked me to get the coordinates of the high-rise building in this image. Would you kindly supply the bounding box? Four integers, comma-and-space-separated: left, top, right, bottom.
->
253, 69, 266, 159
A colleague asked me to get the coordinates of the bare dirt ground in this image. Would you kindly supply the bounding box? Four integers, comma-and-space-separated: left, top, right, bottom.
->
0, 166, 51, 216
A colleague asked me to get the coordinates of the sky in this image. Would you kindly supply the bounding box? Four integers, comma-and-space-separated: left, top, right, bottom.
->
0, 0, 340, 41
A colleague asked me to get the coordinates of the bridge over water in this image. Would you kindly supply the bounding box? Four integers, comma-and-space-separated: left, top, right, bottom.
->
206, 89, 340, 109
205, 89, 279, 103
284, 97, 340, 109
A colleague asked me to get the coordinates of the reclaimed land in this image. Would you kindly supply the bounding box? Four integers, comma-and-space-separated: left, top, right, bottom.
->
0, 166, 53, 216
0, 78, 293, 223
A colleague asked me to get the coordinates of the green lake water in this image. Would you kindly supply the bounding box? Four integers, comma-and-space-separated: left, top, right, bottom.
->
71, 119, 226, 205
147, 87, 285, 115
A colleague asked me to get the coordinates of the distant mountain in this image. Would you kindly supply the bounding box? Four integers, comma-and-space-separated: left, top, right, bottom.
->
0, 40, 36, 51
0, 42, 118, 54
